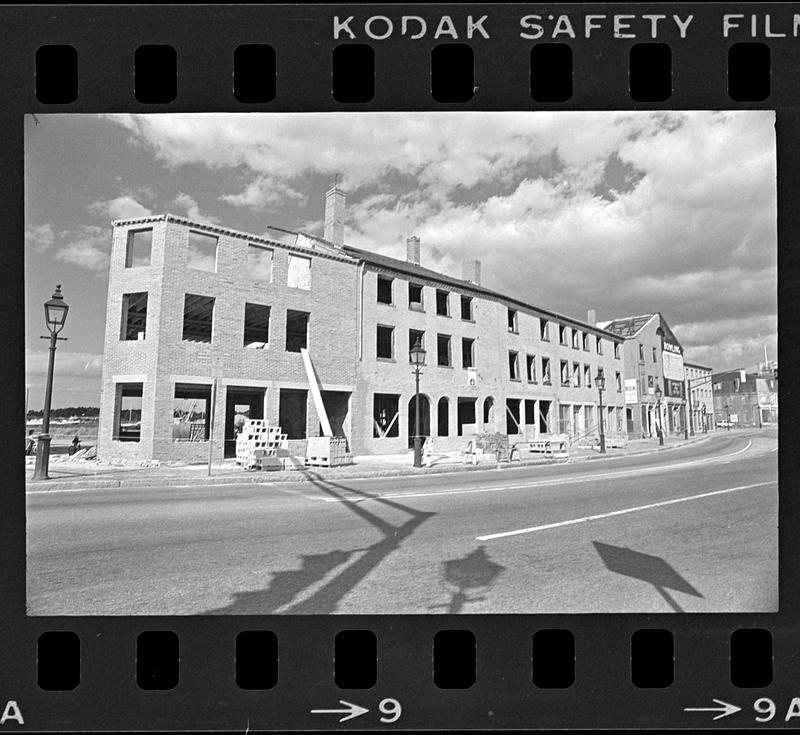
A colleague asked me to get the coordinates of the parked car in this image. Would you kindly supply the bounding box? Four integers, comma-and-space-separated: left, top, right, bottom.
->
715, 420, 735, 428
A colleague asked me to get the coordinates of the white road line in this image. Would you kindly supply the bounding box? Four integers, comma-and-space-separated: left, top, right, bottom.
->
315, 440, 755, 503
475, 480, 776, 541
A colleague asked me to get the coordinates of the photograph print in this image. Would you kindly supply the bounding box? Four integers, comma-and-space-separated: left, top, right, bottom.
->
25, 110, 778, 615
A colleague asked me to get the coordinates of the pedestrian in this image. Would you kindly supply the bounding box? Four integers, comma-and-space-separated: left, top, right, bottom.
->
25, 430, 36, 456
68, 434, 81, 456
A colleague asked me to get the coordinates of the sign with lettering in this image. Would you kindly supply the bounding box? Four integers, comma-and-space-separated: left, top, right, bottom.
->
624, 378, 638, 404
662, 348, 685, 381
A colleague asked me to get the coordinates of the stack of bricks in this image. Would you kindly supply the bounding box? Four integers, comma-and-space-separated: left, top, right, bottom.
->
305, 436, 351, 467
236, 419, 288, 470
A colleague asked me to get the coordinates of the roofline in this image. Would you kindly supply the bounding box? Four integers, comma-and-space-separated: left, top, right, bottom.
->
342, 245, 623, 340
598, 313, 658, 338
112, 214, 358, 264
684, 362, 713, 371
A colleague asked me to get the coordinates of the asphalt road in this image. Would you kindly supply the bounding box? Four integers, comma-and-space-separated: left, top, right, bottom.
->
26, 429, 778, 615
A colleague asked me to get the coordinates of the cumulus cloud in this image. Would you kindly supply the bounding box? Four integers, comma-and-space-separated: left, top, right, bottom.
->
172, 192, 220, 224
25, 223, 55, 252
55, 225, 110, 271
102, 110, 777, 372
220, 176, 306, 211
89, 194, 152, 221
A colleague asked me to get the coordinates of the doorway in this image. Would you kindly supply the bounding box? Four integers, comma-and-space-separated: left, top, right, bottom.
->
225, 387, 266, 458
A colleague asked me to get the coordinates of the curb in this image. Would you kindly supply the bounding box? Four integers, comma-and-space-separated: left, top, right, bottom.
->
26, 434, 714, 493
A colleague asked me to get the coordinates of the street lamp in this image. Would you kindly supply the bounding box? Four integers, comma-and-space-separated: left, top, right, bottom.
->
409, 337, 426, 468
654, 384, 664, 445
594, 370, 606, 454
32, 285, 70, 481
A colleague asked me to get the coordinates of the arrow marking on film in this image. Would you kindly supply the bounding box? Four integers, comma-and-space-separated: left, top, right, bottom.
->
684, 699, 742, 720
311, 700, 369, 722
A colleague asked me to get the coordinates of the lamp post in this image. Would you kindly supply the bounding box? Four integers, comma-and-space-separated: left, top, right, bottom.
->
409, 337, 426, 468
654, 384, 664, 445
702, 403, 708, 433
724, 403, 731, 431
32, 285, 70, 481
682, 398, 689, 440
594, 370, 606, 454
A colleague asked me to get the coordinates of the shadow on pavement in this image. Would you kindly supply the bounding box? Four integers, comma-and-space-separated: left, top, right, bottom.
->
592, 540, 704, 612
204, 469, 435, 614
428, 545, 505, 613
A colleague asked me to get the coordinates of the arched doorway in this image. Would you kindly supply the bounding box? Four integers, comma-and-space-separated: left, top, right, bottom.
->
408, 394, 431, 449
483, 396, 496, 432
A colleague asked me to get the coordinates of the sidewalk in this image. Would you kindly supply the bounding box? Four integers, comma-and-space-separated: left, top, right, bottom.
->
25, 433, 714, 493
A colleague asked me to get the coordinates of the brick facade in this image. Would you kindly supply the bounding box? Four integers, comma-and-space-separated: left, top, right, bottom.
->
98, 211, 626, 462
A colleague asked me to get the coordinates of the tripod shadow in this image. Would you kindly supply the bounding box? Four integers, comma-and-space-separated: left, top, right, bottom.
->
205, 469, 435, 614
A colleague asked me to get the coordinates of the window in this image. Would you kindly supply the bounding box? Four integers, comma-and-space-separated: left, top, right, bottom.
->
248, 244, 273, 282
584, 364, 591, 387
596, 336, 603, 354
187, 231, 218, 272
572, 330, 580, 349
461, 295, 473, 321
614, 342, 621, 359
542, 357, 551, 384
560, 360, 570, 386
653, 347, 657, 362
409, 329, 425, 362
377, 275, 394, 304
409, 283, 424, 311
509, 351, 519, 380
615, 372, 622, 391
287, 254, 311, 289
373, 393, 400, 438
376, 325, 394, 360
437, 334, 452, 367
436, 289, 450, 316
508, 309, 518, 333
559, 325, 568, 345
437, 397, 449, 437
526, 354, 536, 382
462, 337, 475, 369
125, 229, 152, 267
582, 332, 589, 351
120, 292, 148, 340
573, 362, 581, 387
279, 388, 307, 439
182, 294, 215, 343
540, 319, 550, 341
173, 383, 212, 441
648, 375, 654, 389
114, 383, 142, 441
243, 303, 270, 347
639, 343, 645, 361
285, 309, 310, 352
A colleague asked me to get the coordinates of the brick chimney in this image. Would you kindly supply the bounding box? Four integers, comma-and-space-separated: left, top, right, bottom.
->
463, 258, 482, 285
324, 184, 345, 247
587, 309, 597, 327
406, 236, 420, 265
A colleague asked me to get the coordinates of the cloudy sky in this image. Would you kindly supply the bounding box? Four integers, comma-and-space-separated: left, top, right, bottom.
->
25, 111, 777, 408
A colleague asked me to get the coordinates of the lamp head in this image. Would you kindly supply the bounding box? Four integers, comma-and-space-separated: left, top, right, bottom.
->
409, 338, 426, 367
44, 284, 69, 334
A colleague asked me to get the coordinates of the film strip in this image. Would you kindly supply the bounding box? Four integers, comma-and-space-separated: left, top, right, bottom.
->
2, 2, 795, 731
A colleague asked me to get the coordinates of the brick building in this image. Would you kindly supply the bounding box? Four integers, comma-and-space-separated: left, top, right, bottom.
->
98, 186, 627, 462
712, 368, 778, 428
685, 362, 713, 433
597, 313, 689, 438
